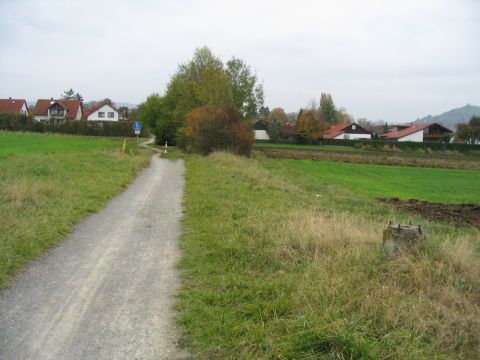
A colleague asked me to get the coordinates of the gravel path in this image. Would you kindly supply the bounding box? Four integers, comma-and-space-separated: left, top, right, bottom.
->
0, 156, 188, 360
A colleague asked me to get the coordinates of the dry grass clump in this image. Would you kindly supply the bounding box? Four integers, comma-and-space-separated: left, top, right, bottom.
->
0, 180, 56, 209
273, 207, 480, 357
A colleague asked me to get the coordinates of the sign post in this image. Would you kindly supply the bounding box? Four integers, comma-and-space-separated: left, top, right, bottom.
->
133, 121, 142, 142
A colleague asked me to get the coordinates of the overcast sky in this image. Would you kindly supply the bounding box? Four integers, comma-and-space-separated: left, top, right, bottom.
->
0, 0, 478, 122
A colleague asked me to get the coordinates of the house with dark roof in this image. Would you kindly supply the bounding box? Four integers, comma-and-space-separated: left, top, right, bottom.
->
252, 118, 270, 140
0, 98, 29, 116
31, 99, 82, 124
381, 123, 453, 142
82, 101, 119, 121
321, 122, 372, 140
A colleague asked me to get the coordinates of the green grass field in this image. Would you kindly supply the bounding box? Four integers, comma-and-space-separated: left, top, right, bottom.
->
282, 160, 480, 204
0, 132, 151, 288
177, 151, 480, 359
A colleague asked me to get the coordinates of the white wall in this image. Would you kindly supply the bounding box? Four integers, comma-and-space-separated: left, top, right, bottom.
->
334, 133, 371, 140
398, 130, 423, 142
87, 104, 118, 121
21, 103, 28, 116
254, 130, 270, 140
33, 115, 49, 122
75, 106, 82, 120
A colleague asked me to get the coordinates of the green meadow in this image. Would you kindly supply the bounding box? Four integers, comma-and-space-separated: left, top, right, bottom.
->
0, 132, 151, 288
177, 151, 480, 359
280, 159, 480, 204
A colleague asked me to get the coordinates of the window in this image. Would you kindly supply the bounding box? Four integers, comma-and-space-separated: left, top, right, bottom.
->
98, 112, 105, 118
108, 112, 114, 118
352, 124, 356, 130
50, 109, 64, 117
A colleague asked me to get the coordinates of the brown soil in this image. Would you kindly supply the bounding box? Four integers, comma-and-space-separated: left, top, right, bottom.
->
380, 198, 480, 228
255, 147, 480, 170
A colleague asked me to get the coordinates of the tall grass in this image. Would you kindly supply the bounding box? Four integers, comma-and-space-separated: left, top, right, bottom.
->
178, 152, 480, 359
0, 132, 151, 288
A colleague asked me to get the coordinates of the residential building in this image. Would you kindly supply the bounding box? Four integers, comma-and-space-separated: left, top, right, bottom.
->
322, 122, 372, 140
31, 99, 82, 124
253, 118, 270, 140
82, 102, 119, 121
0, 98, 29, 115
381, 123, 453, 142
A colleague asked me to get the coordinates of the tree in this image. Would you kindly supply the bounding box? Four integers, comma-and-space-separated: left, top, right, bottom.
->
259, 106, 270, 117
267, 108, 287, 124
226, 57, 264, 118
457, 116, 480, 144
74, 93, 84, 108
183, 106, 253, 155
150, 46, 263, 149
383, 122, 389, 134
61, 88, 75, 100
320, 93, 337, 124
295, 109, 329, 143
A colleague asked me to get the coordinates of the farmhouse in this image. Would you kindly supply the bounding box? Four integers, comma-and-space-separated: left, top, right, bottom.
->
31, 99, 82, 124
82, 102, 119, 121
0, 98, 29, 116
322, 122, 372, 140
381, 123, 453, 142
253, 118, 270, 140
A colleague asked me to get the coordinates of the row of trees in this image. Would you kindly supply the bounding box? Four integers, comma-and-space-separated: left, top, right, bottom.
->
137, 47, 264, 155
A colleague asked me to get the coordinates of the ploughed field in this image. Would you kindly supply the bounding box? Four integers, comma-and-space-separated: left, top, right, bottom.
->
0, 132, 150, 288
256, 145, 480, 170
177, 151, 480, 359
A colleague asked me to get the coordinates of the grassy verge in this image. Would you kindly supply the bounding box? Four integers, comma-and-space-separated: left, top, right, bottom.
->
178, 152, 479, 359
0, 132, 151, 288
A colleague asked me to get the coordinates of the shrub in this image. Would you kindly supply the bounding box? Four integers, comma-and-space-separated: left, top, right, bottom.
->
0, 112, 148, 137
184, 106, 253, 156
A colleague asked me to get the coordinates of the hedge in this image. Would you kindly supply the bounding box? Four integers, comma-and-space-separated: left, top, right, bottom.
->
0, 112, 149, 137
255, 137, 480, 153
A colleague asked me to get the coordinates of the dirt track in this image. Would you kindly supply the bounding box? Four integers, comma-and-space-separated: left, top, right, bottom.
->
0, 156, 189, 360
381, 198, 480, 228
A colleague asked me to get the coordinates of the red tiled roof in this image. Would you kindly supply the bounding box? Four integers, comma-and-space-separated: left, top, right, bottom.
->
82, 102, 117, 120
321, 122, 352, 139
381, 122, 433, 139
0, 98, 27, 113
31, 99, 81, 120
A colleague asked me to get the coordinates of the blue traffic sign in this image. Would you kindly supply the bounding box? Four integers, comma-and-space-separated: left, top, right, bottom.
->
133, 122, 142, 131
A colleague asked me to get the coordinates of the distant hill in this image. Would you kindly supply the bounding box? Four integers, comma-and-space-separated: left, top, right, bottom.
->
414, 104, 480, 130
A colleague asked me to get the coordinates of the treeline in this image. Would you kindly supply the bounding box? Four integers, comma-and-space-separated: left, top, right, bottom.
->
260, 95, 353, 143
0, 112, 148, 137
136, 47, 264, 155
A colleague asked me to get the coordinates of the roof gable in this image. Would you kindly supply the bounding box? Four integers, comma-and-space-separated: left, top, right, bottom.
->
0, 99, 27, 113
322, 122, 371, 139
32, 99, 81, 119
381, 122, 453, 139
82, 102, 118, 120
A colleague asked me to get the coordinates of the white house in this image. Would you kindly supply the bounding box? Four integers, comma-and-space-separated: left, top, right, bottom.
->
322, 122, 372, 140
381, 123, 453, 142
82, 102, 119, 121
31, 99, 82, 123
253, 119, 270, 140
0, 98, 29, 116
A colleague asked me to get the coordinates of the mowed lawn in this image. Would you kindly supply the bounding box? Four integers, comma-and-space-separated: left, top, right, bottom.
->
178, 152, 480, 359
0, 132, 151, 288
281, 160, 480, 204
